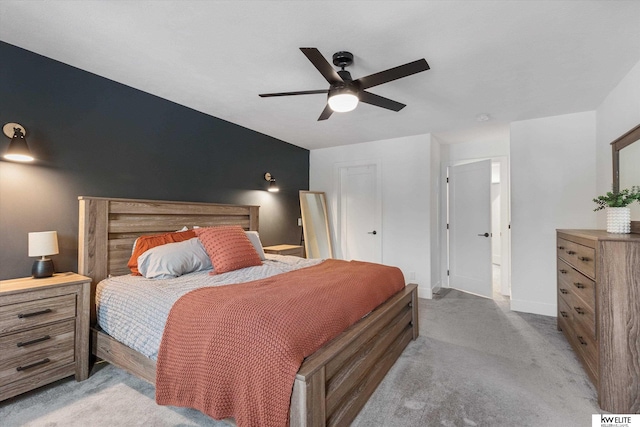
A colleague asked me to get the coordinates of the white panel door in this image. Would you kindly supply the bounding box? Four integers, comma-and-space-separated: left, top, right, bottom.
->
449, 160, 492, 298
339, 163, 381, 263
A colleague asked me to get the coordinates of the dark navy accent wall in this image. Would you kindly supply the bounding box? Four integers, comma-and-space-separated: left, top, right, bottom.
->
0, 41, 309, 280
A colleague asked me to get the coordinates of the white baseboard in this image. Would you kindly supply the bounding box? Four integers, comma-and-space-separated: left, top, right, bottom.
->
510, 298, 556, 316
417, 284, 432, 299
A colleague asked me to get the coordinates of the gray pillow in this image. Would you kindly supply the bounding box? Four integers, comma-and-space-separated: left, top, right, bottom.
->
137, 237, 212, 279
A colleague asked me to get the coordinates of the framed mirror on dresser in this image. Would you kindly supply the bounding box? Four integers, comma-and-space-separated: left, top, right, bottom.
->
611, 123, 640, 233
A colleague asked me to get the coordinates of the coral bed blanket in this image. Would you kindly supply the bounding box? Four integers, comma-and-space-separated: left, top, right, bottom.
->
155, 259, 405, 427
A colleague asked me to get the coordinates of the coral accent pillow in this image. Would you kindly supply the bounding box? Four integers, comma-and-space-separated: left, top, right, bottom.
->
128, 229, 196, 275
195, 226, 262, 274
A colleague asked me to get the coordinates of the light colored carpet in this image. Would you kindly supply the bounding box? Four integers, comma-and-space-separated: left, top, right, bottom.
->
0, 290, 599, 426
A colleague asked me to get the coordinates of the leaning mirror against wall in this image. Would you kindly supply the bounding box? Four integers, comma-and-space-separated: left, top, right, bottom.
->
612, 123, 640, 232
299, 191, 333, 259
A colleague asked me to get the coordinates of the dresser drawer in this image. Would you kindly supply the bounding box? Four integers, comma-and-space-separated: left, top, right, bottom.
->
557, 294, 572, 323
573, 243, 595, 279
569, 296, 596, 341
0, 319, 75, 386
0, 294, 76, 335
571, 320, 598, 383
558, 259, 595, 312
557, 238, 595, 279
557, 238, 574, 263
558, 270, 596, 340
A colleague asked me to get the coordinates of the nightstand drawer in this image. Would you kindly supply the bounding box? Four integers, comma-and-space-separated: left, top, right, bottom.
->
0, 319, 75, 385
0, 294, 76, 335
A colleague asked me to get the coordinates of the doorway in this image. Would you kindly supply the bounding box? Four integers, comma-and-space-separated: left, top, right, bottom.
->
447, 157, 511, 301
334, 160, 382, 263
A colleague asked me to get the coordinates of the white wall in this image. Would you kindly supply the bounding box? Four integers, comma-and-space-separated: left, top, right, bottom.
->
310, 134, 433, 298
448, 137, 510, 161
510, 111, 596, 315
595, 59, 640, 228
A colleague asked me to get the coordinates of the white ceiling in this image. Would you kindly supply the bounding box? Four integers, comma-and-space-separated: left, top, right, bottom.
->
1, 1, 639, 150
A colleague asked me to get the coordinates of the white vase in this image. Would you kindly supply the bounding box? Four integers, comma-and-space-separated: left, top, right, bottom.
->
606, 207, 631, 233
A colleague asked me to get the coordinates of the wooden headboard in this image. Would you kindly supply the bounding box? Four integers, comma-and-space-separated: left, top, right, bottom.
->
78, 196, 259, 285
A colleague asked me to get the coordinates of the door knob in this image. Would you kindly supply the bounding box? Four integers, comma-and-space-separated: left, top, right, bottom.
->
368, 230, 377, 235
477, 232, 490, 237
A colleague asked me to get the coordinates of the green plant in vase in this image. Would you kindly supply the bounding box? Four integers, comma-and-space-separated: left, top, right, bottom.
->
592, 186, 640, 211
594, 186, 640, 233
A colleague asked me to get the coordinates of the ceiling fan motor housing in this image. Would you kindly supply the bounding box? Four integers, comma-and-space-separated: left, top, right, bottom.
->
332, 51, 354, 69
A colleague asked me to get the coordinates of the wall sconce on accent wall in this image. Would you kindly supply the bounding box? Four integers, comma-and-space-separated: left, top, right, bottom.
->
3, 122, 34, 162
264, 172, 279, 192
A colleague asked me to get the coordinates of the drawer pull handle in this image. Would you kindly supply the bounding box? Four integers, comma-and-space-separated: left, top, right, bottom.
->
573, 282, 585, 289
17, 335, 51, 347
560, 311, 569, 318
560, 288, 568, 294
559, 269, 568, 274
18, 308, 52, 319
578, 256, 590, 262
16, 358, 50, 371
557, 246, 565, 250
574, 306, 585, 315
566, 250, 576, 255
577, 336, 587, 346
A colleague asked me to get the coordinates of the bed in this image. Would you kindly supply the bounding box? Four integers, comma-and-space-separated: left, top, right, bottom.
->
78, 196, 419, 426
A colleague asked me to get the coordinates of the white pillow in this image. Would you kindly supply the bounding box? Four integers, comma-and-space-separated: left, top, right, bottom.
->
137, 237, 212, 279
245, 230, 266, 260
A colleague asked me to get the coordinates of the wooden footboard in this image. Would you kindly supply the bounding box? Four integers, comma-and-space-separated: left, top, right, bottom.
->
291, 283, 418, 427
91, 284, 418, 427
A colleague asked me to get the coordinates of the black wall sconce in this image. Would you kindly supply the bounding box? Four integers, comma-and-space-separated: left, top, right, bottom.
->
264, 172, 279, 192
3, 123, 34, 162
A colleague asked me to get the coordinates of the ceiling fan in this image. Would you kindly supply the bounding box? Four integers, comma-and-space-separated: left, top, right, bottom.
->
259, 48, 430, 121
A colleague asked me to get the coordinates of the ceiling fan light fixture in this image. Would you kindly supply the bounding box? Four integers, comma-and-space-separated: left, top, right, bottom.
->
328, 89, 359, 113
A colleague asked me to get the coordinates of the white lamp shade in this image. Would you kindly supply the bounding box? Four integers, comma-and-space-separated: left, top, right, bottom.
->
28, 231, 59, 257
328, 93, 359, 112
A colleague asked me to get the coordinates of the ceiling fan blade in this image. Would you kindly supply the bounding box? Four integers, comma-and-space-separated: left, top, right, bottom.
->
259, 89, 328, 97
359, 91, 406, 112
355, 59, 430, 90
317, 104, 333, 121
300, 48, 343, 84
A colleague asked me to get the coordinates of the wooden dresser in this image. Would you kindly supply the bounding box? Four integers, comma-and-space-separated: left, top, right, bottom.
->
0, 272, 91, 401
556, 230, 640, 413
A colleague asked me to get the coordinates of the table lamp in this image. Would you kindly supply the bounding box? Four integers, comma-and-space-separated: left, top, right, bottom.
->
28, 231, 59, 278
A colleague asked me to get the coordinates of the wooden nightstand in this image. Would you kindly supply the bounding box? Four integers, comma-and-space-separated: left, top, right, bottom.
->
0, 272, 91, 401
263, 244, 305, 257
